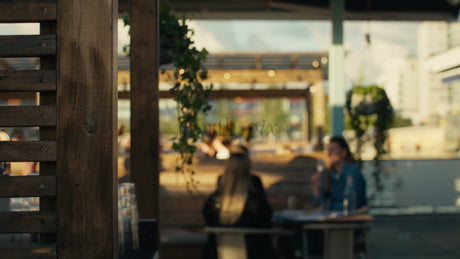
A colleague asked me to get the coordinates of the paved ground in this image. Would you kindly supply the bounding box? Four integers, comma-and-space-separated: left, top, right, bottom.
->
156, 145, 460, 258
367, 214, 460, 259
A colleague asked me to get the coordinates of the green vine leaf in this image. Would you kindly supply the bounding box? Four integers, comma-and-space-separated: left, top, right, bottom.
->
122, 7, 213, 194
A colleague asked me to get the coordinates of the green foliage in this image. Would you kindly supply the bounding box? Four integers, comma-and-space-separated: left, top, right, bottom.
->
160, 117, 179, 136
346, 85, 394, 192
260, 98, 289, 138
391, 114, 412, 128
123, 7, 213, 193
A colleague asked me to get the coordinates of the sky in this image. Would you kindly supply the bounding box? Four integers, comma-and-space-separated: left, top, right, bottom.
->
195, 20, 419, 85
120, 19, 421, 88
0, 19, 420, 89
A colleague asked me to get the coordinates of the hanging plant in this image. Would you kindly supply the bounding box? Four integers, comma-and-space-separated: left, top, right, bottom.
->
122, 7, 213, 193
345, 85, 393, 194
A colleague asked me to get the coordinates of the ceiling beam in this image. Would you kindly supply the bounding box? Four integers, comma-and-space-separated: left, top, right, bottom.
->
177, 10, 457, 21
119, 88, 310, 100
118, 0, 459, 21
118, 69, 324, 85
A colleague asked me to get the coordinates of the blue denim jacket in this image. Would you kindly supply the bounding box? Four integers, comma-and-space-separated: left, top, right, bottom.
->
313, 163, 367, 211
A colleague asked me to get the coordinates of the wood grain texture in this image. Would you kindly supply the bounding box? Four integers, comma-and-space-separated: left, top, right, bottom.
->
130, 0, 160, 220
0, 175, 56, 198
0, 70, 56, 92
0, 105, 56, 127
0, 141, 56, 162
0, 1, 57, 23
0, 211, 56, 233
57, 0, 118, 257
0, 244, 56, 259
0, 35, 56, 57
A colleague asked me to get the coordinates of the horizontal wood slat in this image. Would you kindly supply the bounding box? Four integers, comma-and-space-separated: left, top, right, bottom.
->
0, 1, 57, 23
0, 105, 56, 126
0, 35, 56, 57
0, 141, 56, 162
0, 175, 56, 198
0, 106, 56, 127
0, 245, 56, 259
0, 70, 56, 92
0, 211, 56, 233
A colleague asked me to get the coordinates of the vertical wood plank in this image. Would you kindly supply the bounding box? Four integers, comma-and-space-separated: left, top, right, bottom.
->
40, 20, 57, 244
57, 0, 118, 257
305, 91, 312, 142
130, 0, 160, 224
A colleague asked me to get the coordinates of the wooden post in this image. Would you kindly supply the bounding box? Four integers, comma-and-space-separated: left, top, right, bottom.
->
130, 0, 160, 251
329, 0, 346, 136
313, 82, 325, 150
57, 0, 118, 257
305, 87, 312, 142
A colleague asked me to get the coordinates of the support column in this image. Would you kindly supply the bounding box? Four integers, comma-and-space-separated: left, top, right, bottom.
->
313, 82, 326, 150
329, 0, 346, 136
57, 0, 118, 257
130, 0, 160, 252
304, 89, 312, 142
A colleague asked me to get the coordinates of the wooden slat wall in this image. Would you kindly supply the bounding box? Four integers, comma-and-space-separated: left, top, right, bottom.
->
0, 141, 56, 162
0, 106, 56, 127
0, 211, 56, 233
1, 0, 119, 257
0, 70, 57, 92
0, 175, 56, 198
0, 245, 57, 259
0, 1, 57, 23
0, 1, 59, 257
0, 35, 56, 57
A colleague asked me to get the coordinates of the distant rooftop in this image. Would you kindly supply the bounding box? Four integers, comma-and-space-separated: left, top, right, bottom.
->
119, 52, 328, 76
1, 52, 329, 79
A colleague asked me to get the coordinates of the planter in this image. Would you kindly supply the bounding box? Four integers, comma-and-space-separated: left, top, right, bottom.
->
354, 103, 379, 115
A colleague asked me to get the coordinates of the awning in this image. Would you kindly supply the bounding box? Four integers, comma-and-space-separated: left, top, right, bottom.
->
119, 0, 460, 21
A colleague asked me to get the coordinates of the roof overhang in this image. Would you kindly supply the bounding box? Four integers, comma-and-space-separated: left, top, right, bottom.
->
119, 0, 460, 21
425, 46, 460, 73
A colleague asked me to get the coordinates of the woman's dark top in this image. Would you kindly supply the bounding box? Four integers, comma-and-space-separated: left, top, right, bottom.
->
202, 175, 277, 259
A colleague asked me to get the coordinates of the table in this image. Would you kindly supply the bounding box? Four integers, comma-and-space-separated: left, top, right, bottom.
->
274, 210, 373, 259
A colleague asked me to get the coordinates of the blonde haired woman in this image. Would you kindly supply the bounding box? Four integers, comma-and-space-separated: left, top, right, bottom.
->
202, 151, 276, 259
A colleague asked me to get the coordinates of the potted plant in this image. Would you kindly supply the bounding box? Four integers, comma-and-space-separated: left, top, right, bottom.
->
346, 84, 394, 193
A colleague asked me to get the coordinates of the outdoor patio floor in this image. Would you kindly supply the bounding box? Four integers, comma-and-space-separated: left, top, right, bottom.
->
367, 214, 460, 259
160, 213, 460, 259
